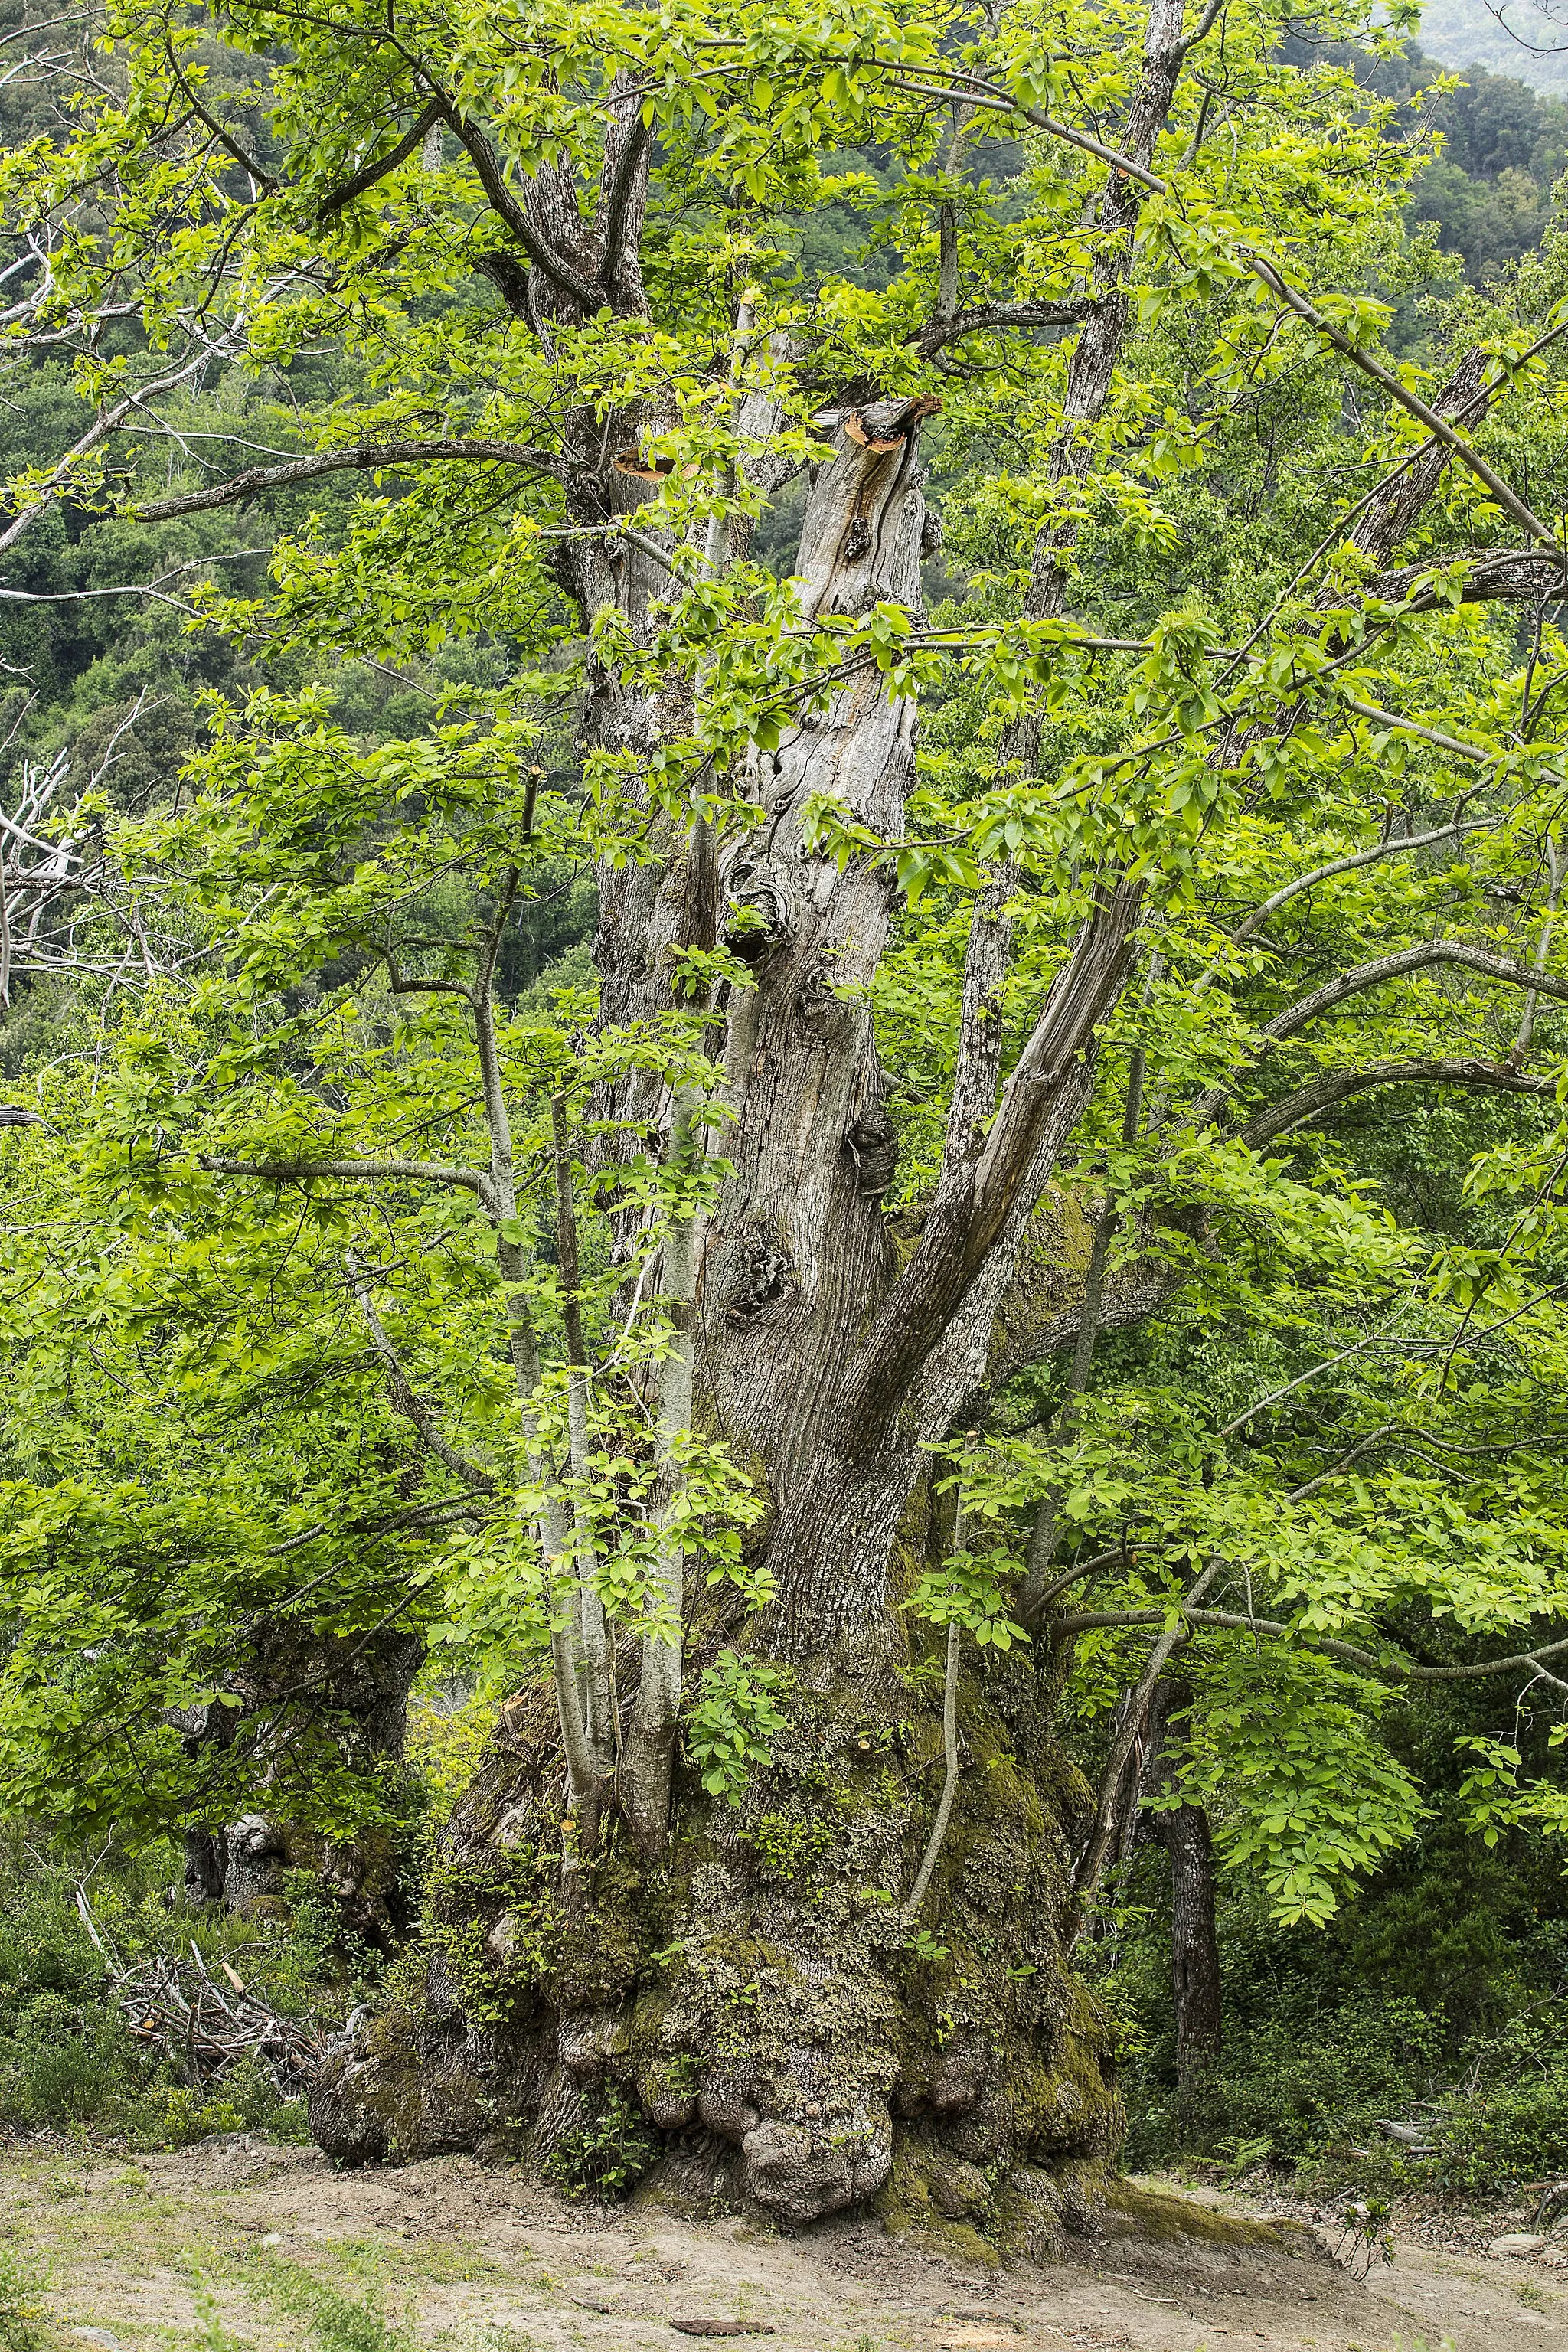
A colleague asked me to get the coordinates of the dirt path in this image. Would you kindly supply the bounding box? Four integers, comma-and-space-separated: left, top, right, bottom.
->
1, 2137, 1563, 2352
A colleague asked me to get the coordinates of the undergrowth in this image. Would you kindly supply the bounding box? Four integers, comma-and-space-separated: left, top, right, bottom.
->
542, 2082, 661, 2203
0, 2246, 44, 2352
0, 1690, 472, 2155
1101, 1815, 1568, 2196
0, 1829, 369, 2150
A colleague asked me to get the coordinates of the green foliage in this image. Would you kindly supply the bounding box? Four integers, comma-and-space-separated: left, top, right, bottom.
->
541, 2083, 661, 2203
1431, 2056, 1568, 2190
1331, 2194, 1393, 2275
1207, 1994, 1446, 2167
903, 1534, 1031, 1652
185, 2262, 251, 2352
685, 1655, 789, 1802
1174, 1653, 1428, 1927
3, 0, 1568, 2205
1107, 1722, 1568, 2192
746, 1809, 835, 1880
1457, 1733, 1568, 1848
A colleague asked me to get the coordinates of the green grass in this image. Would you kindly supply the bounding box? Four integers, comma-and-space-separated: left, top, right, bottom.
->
0, 2246, 47, 2352
250, 2253, 414, 2352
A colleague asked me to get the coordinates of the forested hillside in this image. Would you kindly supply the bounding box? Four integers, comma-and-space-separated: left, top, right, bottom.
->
1, 0, 1567, 2249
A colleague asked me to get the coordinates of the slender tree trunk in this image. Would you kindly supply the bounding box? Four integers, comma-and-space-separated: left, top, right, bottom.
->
1165, 1795, 1222, 2102
1151, 1677, 1222, 2112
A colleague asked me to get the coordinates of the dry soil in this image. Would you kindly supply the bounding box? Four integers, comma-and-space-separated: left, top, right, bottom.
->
1, 2135, 1563, 2352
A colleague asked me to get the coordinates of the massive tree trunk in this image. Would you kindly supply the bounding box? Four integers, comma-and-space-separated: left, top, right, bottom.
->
309, 396, 1126, 2242
298, 0, 1220, 2237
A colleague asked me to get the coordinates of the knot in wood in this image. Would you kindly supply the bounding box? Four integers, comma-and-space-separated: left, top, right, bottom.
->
723, 858, 792, 962
795, 963, 841, 1030
726, 1227, 795, 1324
844, 1107, 897, 1199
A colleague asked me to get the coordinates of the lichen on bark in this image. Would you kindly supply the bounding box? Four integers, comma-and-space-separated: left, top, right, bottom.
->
312, 1605, 1123, 2233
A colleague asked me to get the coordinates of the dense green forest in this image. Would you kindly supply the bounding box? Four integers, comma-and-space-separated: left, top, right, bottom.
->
2, 0, 1568, 2262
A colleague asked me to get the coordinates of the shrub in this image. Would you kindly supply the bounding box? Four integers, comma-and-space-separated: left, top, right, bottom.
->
1209, 1994, 1448, 2164
1430, 2066, 1568, 2190
0, 1830, 331, 2147
1428, 2009, 1568, 2190
1120, 1987, 1449, 2171
543, 2084, 660, 2203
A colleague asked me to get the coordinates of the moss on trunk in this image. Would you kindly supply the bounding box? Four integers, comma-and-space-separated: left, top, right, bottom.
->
311, 1628, 1123, 2239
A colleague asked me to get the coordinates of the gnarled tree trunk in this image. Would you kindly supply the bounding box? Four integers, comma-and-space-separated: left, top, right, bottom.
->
309, 394, 1129, 2241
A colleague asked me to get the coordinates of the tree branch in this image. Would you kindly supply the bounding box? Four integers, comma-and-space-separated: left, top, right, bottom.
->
1245, 260, 1560, 552
1233, 1057, 1557, 1152
134, 438, 560, 521
1050, 1602, 1568, 1684
1188, 942, 1568, 1131
1227, 812, 1492, 950
972, 876, 1145, 1214
202, 1154, 492, 1199
1264, 942, 1568, 1049
433, 103, 601, 312
892, 71, 1560, 550
902, 1456, 975, 1922
906, 297, 1093, 358
317, 99, 443, 218
164, 39, 274, 190
1368, 548, 1568, 612
903, 1621, 960, 1919
550, 1089, 613, 1768
0, 335, 247, 557
597, 107, 651, 292
347, 1259, 496, 1492
1068, 1563, 1220, 1941
1341, 348, 1491, 569
988, 1054, 1562, 1385
939, 862, 1019, 1194
1020, 1032, 1149, 1622
843, 877, 1142, 1448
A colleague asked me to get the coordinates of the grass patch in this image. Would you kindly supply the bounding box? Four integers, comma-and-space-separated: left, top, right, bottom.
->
284, 2234, 495, 2289
183, 2258, 255, 2352
0, 2246, 47, 2352
249, 2252, 413, 2352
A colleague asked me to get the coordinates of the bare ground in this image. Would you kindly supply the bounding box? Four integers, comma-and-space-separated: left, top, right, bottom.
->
2, 2136, 1564, 2352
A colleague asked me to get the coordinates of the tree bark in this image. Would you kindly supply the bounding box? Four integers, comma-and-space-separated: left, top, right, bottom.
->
1150, 1679, 1222, 2112
1164, 1796, 1222, 2105
308, 10, 1192, 2230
